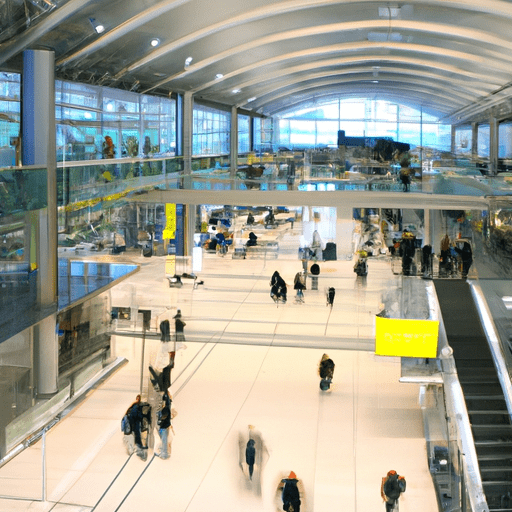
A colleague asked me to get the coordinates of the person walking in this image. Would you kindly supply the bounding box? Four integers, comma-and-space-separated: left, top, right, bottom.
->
319, 353, 335, 391
155, 395, 175, 459
124, 394, 147, 459
454, 241, 473, 278
381, 470, 406, 511
294, 271, 306, 303
277, 471, 303, 512
174, 309, 186, 349
327, 286, 335, 307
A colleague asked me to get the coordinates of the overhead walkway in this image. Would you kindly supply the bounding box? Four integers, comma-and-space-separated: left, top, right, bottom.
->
435, 280, 512, 512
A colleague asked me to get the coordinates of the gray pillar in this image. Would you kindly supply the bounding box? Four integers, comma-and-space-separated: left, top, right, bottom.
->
450, 126, 456, 153
489, 116, 499, 176
182, 91, 193, 189
471, 122, 478, 160
22, 49, 58, 396
230, 106, 238, 180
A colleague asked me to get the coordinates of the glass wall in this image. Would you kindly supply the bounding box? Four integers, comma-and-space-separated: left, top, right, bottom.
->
499, 121, 512, 159
193, 104, 230, 155
253, 117, 274, 152
454, 125, 472, 155
278, 97, 451, 152
477, 124, 490, 158
0, 73, 20, 167
56, 82, 176, 162
238, 114, 250, 153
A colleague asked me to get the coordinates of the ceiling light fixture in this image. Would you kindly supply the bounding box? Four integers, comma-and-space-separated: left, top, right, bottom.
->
215, 73, 224, 80
150, 38, 160, 47
89, 18, 105, 34
247, 97, 256, 103
232, 89, 241, 94
184, 57, 193, 68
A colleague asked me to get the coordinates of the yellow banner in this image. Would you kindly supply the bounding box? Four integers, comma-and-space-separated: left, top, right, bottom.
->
163, 203, 176, 240
375, 316, 439, 358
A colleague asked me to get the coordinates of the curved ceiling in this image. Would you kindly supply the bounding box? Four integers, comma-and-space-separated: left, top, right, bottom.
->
2, 0, 512, 121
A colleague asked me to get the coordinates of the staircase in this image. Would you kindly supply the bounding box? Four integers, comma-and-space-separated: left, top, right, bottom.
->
435, 280, 512, 511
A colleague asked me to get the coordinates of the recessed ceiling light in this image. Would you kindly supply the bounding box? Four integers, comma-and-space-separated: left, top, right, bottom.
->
215, 73, 224, 79
232, 89, 241, 94
89, 18, 105, 34
150, 38, 160, 47
247, 97, 256, 102
184, 57, 193, 68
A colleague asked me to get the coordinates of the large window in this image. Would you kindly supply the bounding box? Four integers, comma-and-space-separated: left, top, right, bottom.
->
477, 124, 490, 158
253, 117, 274, 152
238, 114, 250, 153
55, 82, 176, 162
193, 104, 230, 155
278, 97, 451, 151
499, 121, 512, 159
0, 73, 20, 166
454, 125, 472, 155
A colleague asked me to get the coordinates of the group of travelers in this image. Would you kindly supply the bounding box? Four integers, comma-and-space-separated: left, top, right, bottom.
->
393, 231, 473, 278
125, 309, 185, 460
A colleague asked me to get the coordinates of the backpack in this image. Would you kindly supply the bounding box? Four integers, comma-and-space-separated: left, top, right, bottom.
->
384, 475, 401, 499
398, 476, 406, 493
121, 414, 131, 435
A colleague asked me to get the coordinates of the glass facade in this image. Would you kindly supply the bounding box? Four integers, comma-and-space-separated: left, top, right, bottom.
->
193, 104, 230, 155
278, 97, 451, 151
56, 82, 176, 162
454, 125, 472, 155
238, 114, 250, 153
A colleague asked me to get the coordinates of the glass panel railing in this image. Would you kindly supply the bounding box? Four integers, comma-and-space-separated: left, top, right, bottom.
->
0, 166, 47, 216
53, 153, 512, 200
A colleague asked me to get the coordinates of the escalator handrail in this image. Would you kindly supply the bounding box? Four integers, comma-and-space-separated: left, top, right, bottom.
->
469, 282, 512, 422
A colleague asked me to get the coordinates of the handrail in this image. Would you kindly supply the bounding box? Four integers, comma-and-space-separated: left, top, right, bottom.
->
431, 282, 490, 512
469, 282, 512, 422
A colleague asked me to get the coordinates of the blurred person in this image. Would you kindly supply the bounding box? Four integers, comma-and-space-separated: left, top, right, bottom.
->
381, 470, 406, 512
277, 471, 304, 512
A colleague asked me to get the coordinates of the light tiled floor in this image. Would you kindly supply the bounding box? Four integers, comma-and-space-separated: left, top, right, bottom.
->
0, 236, 438, 512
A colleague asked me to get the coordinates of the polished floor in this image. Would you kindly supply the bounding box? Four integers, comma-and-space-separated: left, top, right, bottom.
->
0, 229, 438, 512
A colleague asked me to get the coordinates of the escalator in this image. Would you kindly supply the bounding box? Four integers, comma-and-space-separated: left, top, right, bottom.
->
435, 280, 512, 511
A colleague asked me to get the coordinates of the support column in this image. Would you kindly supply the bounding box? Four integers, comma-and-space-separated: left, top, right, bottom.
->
450, 125, 456, 153
182, 91, 193, 189
22, 49, 58, 396
424, 208, 430, 246
230, 106, 238, 180
489, 115, 499, 176
471, 122, 478, 161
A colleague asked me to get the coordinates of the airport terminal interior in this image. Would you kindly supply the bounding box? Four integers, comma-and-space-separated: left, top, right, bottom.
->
3, 1, 512, 511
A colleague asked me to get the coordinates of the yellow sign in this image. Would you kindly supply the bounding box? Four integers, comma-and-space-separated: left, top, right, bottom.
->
163, 203, 176, 240
375, 316, 439, 358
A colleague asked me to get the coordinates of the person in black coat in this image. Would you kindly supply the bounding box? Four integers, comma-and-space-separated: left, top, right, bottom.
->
270, 271, 287, 302
278, 471, 302, 512
454, 241, 473, 277
126, 394, 143, 450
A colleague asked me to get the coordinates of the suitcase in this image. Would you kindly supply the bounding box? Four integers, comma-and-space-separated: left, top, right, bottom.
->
323, 242, 336, 261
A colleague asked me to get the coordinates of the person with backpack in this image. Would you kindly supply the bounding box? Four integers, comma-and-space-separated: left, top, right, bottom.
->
319, 353, 335, 391
277, 471, 303, 512
381, 470, 406, 511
